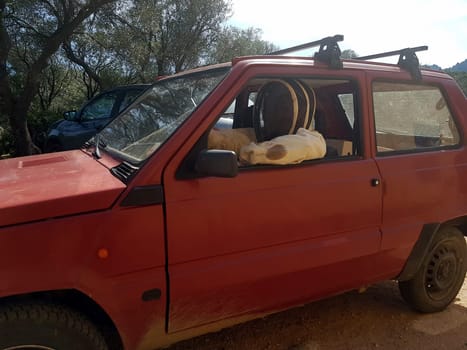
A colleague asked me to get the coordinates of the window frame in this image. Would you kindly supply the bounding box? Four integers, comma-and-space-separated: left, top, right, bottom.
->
80, 90, 120, 121
216, 75, 366, 170
117, 88, 145, 113
371, 79, 463, 157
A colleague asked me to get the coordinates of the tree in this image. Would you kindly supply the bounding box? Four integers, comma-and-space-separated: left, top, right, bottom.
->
341, 49, 358, 59
64, 0, 233, 84
207, 26, 278, 64
110, 0, 232, 76
100, 0, 166, 81
0, 0, 274, 156
62, 3, 140, 97
0, 0, 117, 156
37, 55, 74, 112
160, 0, 231, 73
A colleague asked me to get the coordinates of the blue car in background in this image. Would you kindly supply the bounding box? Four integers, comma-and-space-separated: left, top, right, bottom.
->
45, 84, 149, 152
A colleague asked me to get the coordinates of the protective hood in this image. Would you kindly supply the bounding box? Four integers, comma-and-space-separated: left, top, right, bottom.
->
0, 150, 126, 227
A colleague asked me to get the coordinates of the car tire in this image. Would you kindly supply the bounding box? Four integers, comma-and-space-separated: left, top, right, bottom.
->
399, 226, 467, 313
0, 302, 108, 350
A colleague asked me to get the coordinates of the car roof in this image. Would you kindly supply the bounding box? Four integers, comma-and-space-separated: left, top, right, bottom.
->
113, 84, 151, 90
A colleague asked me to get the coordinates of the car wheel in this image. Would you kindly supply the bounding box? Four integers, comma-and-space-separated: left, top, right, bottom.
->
399, 226, 467, 313
0, 302, 108, 350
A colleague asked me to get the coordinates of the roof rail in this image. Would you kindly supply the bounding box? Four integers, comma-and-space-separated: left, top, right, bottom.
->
356, 46, 428, 80
269, 34, 344, 69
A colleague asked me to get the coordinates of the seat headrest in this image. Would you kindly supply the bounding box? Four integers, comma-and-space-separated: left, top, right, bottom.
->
253, 79, 316, 142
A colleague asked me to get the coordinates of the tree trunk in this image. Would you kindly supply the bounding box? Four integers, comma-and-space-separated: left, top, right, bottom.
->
9, 108, 41, 156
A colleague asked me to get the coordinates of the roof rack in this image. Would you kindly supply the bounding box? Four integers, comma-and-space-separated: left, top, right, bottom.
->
269, 34, 344, 69
356, 46, 428, 80
267, 36, 427, 79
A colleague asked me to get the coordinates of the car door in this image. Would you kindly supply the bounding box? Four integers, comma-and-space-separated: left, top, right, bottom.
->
116, 88, 146, 114
163, 69, 383, 333
78, 87, 145, 145
369, 75, 464, 274
77, 90, 121, 141
59, 89, 122, 149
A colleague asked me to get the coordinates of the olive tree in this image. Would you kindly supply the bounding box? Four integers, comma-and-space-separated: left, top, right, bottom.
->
0, 0, 117, 156
207, 26, 278, 64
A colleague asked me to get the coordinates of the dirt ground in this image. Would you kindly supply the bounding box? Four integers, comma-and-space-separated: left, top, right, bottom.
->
169, 273, 467, 350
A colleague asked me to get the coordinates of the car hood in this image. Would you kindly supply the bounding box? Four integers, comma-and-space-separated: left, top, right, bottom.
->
0, 150, 126, 227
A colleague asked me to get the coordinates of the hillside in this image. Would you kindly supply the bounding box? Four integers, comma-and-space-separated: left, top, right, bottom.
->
450, 59, 467, 72
421, 60, 467, 94
423, 59, 467, 72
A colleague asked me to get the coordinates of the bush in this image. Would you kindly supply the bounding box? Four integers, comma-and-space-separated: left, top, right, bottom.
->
0, 110, 62, 156
28, 110, 63, 151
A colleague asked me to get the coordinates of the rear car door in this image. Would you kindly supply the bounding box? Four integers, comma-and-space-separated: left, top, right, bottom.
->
369, 74, 465, 275
164, 67, 384, 332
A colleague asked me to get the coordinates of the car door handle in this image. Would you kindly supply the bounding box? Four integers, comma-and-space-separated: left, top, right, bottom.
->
371, 178, 381, 187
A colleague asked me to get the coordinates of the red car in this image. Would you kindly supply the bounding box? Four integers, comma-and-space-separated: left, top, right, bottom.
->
0, 35, 466, 350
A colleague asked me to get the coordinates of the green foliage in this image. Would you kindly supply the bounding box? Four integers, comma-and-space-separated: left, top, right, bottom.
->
29, 110, 63, 149
0, 116, 12, 156
0, 108, 63, 156
0, 0, 292, 156
1, 0, 118, 156
103, 0, 233, 76
162, 0, 232, 72
207, 26, 278, 63
104, 0, 164, 81
341, 49, 358, 59
447, 71, 467, 95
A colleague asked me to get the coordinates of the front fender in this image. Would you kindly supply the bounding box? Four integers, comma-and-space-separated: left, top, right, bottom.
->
0, 205, 167, 350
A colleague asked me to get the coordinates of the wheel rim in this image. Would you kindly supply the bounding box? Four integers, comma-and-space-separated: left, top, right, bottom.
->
425, 239, 463, 301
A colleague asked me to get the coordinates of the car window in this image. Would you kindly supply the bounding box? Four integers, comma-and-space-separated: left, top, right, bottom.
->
218, 93, 256, 130
373, 82, 460, 153
207, 77, 360, 166
338, 93, 355, 125
98, 68, 229, 163
119, 89, 144, 113
81, 92, 118, 121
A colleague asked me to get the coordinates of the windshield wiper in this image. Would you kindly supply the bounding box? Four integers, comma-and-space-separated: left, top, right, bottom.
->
92, 134, 106, 159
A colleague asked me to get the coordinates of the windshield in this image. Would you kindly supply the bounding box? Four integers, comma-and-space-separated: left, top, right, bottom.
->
96, 67, 229, 163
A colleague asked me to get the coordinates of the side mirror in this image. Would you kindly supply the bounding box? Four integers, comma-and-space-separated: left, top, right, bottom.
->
195, 150, 238, 178
63, 110, 77, 121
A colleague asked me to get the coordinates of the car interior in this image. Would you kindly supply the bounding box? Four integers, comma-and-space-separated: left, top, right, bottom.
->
207, 77, 360, 165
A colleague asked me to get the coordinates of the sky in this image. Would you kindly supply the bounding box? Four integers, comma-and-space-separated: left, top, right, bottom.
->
228, 0, 467, 69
